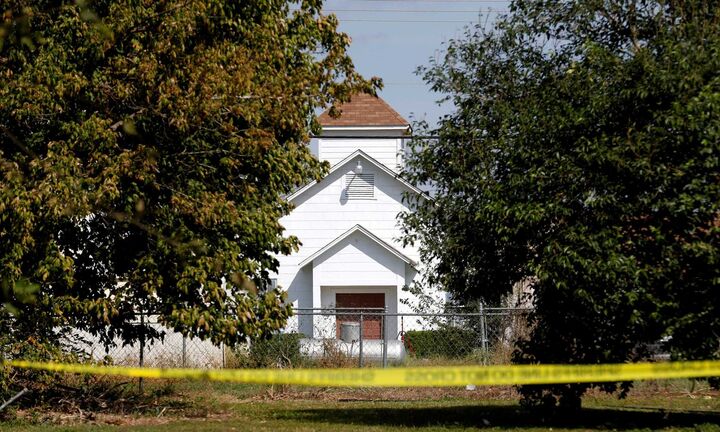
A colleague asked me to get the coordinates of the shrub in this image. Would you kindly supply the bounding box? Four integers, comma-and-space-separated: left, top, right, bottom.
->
313, 339, 356, 368
403, 328, 478, 359
238, 333, 304, 368
0, 332, 134, 410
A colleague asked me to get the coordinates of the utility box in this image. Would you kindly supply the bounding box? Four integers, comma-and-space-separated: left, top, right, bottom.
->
340, 321, 360, 343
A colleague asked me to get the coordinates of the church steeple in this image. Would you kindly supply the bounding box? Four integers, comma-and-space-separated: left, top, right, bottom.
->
313, 93, 410, 172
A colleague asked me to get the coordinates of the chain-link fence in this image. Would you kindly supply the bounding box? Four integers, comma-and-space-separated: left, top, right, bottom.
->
228, 307, 531, 368
77, 308, 530, 369
76, 314, 225, 369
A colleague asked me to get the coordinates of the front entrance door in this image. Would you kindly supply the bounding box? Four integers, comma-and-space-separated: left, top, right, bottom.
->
335, 293, 385, 340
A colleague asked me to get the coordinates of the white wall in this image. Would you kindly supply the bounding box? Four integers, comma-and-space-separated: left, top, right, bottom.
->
279, 158, 420, 274
311, 126, 410, 172
318, 137, 405, 171
313, 231, 406, 288
72, 318, 224, 369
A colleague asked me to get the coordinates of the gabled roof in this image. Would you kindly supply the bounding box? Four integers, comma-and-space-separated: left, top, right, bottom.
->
286, 149, 426, 202
318, 93, 409, 127
298, 224, 417, 268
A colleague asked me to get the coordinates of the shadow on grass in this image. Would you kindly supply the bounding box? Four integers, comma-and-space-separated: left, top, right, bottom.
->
280, 405, 720, 430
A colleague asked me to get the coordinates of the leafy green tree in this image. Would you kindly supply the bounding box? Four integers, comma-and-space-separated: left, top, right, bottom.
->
0, 0, 377, 351
402, 0, 720, 408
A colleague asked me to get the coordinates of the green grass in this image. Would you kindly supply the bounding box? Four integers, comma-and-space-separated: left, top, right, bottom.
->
1, 380, 719, 431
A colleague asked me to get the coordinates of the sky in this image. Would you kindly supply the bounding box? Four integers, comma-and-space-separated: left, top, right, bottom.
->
325, 0, 510, 127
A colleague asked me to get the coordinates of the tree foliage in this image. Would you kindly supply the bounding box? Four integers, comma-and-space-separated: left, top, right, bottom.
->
402, 0, 720, 407
0, 0, 377, 351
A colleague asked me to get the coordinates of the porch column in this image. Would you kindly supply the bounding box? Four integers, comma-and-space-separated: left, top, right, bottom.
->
311, 263, 324, 338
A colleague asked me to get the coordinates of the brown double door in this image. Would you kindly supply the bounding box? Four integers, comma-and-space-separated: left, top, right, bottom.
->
335, 293, 384, 340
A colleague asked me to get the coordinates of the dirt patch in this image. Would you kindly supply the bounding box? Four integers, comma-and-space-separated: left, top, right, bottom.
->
14, 407, 236, 427
585, 381, 720, 400
246, 381, 720, 407
251, 385, 520, 402
16, 410, 170, 427
8, 383, 234, 427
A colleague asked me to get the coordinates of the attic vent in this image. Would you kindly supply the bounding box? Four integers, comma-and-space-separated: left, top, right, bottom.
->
345, 173, 375, 199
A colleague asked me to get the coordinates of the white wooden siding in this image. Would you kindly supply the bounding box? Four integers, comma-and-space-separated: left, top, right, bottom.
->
276, 157, 421, 297
319, 138, 403, 171
278, 163, 419, 266
313, 232, 406, 286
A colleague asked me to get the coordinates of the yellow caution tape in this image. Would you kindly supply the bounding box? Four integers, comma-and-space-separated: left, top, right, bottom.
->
4, 360, 720, 387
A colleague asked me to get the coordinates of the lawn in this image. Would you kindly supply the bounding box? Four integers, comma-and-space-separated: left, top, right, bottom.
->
1, 380, 719, 431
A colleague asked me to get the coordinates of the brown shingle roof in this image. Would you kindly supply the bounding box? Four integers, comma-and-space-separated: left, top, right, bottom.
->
318, 93, 409, 127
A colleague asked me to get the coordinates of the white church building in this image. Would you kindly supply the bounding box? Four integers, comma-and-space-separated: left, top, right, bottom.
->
276, 93, 433, 341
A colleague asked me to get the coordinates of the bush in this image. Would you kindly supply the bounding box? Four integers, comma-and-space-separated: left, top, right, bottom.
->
0, 333, 135, 410
313, 339, 356, 368
1, 332, 78, 405
403, 328, 478, 359
239, 333, 304, 368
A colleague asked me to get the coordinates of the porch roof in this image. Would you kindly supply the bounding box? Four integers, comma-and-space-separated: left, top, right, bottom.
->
298, 224, 417, 269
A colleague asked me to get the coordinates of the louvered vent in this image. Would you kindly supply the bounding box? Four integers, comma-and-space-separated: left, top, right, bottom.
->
345, 173, 375, 199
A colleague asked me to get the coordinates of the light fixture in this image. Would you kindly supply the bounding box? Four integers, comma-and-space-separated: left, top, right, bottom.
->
354, 160, 363, 175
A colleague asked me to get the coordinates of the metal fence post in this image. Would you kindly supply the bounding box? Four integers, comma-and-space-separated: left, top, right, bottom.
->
181, 335, 187, 368
359, 311, 364, 367
139, 311, 145, 392
479, 303, 488, 365
382, 308, 388, 368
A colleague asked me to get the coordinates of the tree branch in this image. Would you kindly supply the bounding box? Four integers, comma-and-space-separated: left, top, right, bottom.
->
0, 125, 38, 159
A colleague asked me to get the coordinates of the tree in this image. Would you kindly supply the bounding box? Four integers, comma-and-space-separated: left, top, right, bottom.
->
402, 0, 720, 408
0, 0, 377, 352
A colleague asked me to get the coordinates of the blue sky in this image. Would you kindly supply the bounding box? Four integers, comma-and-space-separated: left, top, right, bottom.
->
326, 0, 510, 127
